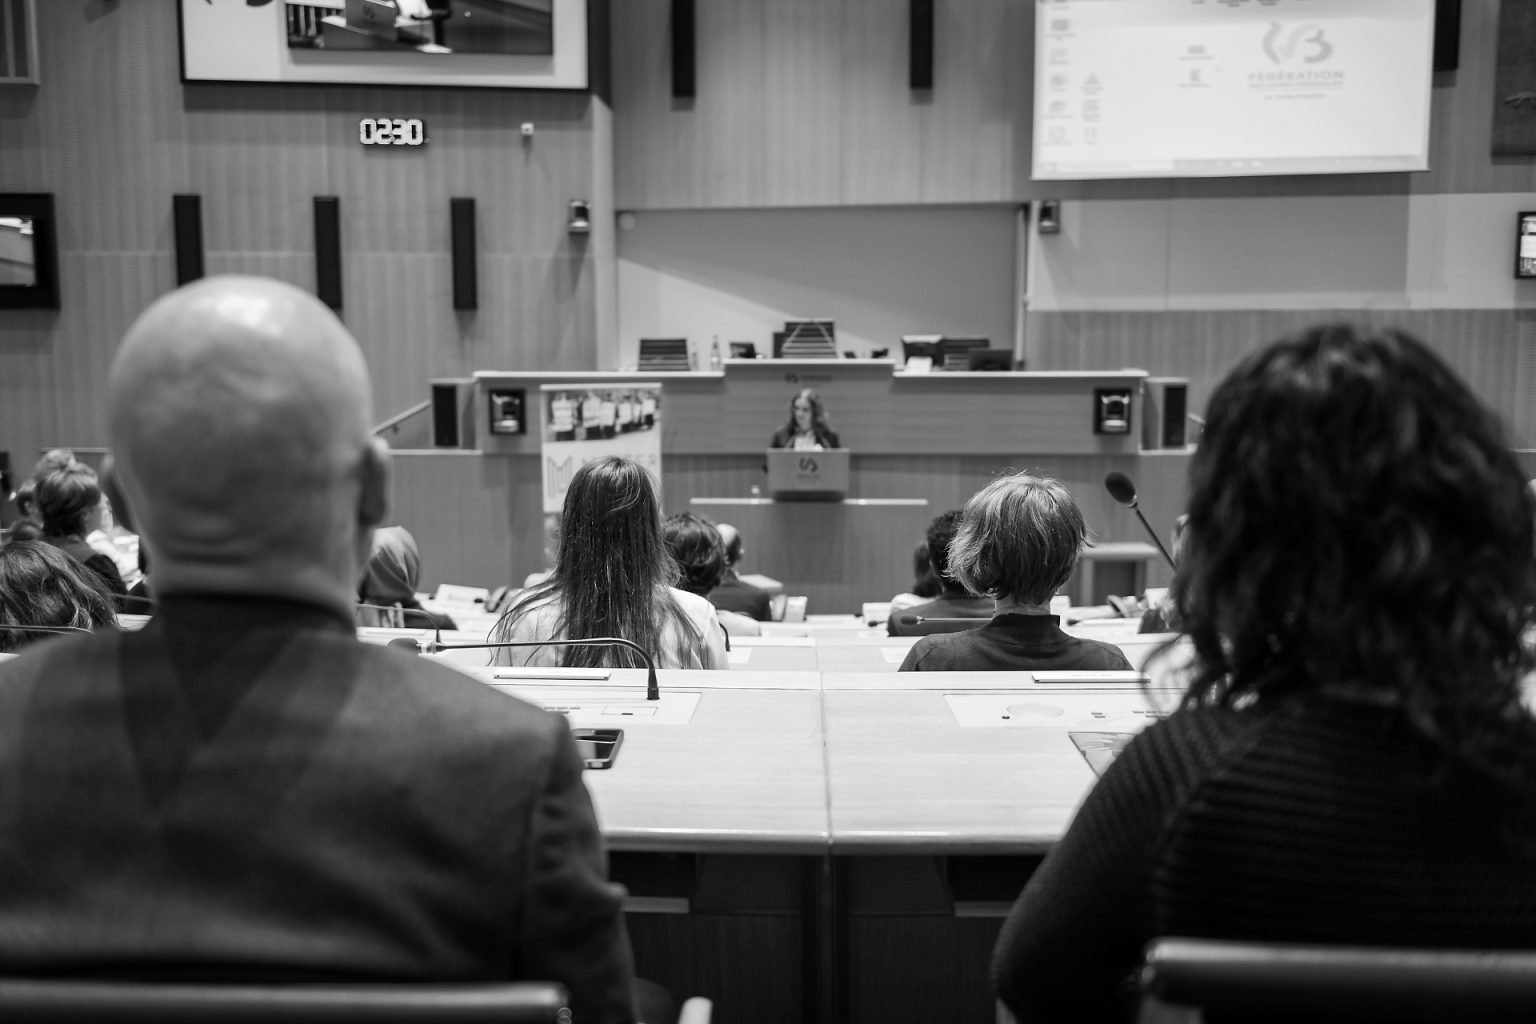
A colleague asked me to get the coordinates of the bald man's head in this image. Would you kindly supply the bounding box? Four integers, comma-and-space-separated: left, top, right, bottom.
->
108, 276, 389, 613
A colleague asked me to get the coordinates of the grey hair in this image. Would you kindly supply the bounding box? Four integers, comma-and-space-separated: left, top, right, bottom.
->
946, 472, 1086, 605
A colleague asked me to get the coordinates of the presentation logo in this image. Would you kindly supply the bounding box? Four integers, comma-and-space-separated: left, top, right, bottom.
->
1262, 22, 1333, 65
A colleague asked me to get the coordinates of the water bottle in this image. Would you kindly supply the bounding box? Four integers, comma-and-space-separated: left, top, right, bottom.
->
709, 336, 722, 370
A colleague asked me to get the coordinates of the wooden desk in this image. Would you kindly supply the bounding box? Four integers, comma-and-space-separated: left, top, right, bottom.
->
820, 672, 1175, 1024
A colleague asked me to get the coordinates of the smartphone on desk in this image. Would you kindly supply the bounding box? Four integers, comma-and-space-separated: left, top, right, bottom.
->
571, 727, 623, 770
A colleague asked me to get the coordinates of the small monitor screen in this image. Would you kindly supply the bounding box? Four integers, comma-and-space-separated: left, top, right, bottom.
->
968, 348, 1016, 372
1517, 212, 1536, 279
900, 334, 941, 369
939, 336, 989, 371
0, 217, 37, 287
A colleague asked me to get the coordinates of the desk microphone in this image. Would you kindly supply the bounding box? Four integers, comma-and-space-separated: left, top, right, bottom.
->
0, 623, 94, 649
1104, 471, 1176, 570
896, 615, 988, 629
387, 634, 661, 702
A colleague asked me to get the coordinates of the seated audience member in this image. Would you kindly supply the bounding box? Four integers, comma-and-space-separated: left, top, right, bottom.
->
769, 387, 840, 451
709, 522, 773, 622
6, 481, 43, 544
888, 541, 943, 613
1136, 513, 1189, 634
492, 456, 728, 670
992, 326, 1536, 1024
33, 460, 128, 606
888, 510, 994, 635
898, 473, 1132, 672
356, 525, 458, 631
0, 276, 639, 1023
0, 541, 116, 652
663, 512, 759, 640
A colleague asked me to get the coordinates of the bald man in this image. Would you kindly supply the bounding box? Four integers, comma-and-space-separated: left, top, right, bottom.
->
0, 277, 637, 1022
706, 523, 773, 622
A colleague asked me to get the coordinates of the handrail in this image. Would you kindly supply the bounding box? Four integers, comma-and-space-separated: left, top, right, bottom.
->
373, 400, 432, 437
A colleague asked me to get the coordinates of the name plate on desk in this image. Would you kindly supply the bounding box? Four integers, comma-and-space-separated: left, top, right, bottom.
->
765, 448, 850, 500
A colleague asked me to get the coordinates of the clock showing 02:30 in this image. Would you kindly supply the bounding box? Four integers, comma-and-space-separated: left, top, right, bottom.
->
358, 118, 428, 147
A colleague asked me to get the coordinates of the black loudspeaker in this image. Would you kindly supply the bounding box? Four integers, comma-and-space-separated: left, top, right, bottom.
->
1433, 0, 1460, 72
314, 196, 343, 311
1142, 377, 1189, 450
430, 380, 474, 449
172, 194, 204, 286
910, 0, 934, 91
671, 0, 695, 99
450, 197, 477, 311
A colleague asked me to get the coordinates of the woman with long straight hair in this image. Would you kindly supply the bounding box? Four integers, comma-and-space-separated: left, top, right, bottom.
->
489, 456, 728, 669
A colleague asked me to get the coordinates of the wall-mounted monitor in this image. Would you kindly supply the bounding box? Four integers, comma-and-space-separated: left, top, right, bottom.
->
0, 194, 59, 310
1517, 211, 1536, 280
178, 0, 586, 90
1033, 0, 1436, 181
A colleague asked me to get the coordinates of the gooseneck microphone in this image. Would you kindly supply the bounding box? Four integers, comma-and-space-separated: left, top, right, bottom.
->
388, 633, 661, 702
1104, 471, 1177, 570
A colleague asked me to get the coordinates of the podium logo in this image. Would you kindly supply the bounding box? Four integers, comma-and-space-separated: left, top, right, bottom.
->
1262, 22, 1332, 65
798, 457, 819, 473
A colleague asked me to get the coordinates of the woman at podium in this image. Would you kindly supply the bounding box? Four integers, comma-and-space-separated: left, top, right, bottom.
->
769, 388, 840, 451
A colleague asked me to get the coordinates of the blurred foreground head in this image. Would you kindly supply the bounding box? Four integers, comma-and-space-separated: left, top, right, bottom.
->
1176, 325, 1536, 765
107, 275, 389, 616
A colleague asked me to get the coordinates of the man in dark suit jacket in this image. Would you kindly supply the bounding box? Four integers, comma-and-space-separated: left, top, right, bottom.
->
707, 523, 773, 621
0, 276, 637, 1023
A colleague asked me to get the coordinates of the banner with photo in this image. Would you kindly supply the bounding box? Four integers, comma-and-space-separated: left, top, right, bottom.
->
539, 383, 662, 514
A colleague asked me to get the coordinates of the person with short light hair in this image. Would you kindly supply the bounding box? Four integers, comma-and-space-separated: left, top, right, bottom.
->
898, 473, 1130, 671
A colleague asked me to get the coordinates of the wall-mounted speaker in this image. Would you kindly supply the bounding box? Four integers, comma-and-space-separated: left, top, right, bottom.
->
1433, 0, 1461, 72
1142, 377, 1189, 450
314, 196, 342, 311
172, 194, 204, 287
671, 0, 695, 99
430, 379, 475, 449
910, 0, 934, 91
450, 197, 477, 311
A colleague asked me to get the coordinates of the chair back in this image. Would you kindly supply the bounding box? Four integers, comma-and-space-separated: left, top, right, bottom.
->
1140, 937, 1536, 1024
0, 980, 570, 1024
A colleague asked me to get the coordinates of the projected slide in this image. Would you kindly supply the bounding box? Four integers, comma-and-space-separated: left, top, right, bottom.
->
1032, 0, 1435, 180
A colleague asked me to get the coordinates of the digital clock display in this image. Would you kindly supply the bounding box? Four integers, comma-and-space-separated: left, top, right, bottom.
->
358, 118, 428, 147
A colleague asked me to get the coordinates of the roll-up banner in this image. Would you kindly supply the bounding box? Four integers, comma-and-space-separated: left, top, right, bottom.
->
539, 383, 663, 515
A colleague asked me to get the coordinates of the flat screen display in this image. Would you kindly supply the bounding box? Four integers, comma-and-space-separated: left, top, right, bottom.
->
179, 0, 586, 89
1032, 0, 1436, 180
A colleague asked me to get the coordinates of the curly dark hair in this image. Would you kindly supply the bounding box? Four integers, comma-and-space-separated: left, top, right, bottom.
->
924, 509, 968, 594
663, 512, 727, 597
0, 541, 116, 652
1173, 324, 1536, 783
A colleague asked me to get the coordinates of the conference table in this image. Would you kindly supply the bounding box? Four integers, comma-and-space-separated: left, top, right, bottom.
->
425, 645, 1184, 1024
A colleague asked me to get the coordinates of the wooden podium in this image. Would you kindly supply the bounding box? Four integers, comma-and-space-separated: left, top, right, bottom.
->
765, 448, 851, 500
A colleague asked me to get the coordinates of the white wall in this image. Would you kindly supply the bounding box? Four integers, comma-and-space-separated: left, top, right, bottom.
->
615, 205, 1018, 367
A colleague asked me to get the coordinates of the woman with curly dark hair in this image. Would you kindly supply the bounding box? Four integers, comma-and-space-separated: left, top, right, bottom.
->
490, 457, 728, 669
993, 325, 1536, 1024
0, 541, 117, 652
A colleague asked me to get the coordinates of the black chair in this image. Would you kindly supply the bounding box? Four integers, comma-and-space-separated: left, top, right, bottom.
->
1139, 937, 1536, 1024
0, 980, 571, 1024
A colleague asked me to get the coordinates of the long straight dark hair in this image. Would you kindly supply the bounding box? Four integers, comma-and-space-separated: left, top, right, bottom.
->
492, 456, 698, 668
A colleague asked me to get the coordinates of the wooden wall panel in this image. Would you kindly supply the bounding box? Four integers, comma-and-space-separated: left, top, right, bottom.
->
614, 0, 1530, 209
0, 1, 598, 463
1028, 309, 1536, 450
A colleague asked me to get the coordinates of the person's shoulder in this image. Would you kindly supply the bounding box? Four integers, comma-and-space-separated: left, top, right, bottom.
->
1074, 635, 1134, 669
669, 587, 718, 620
